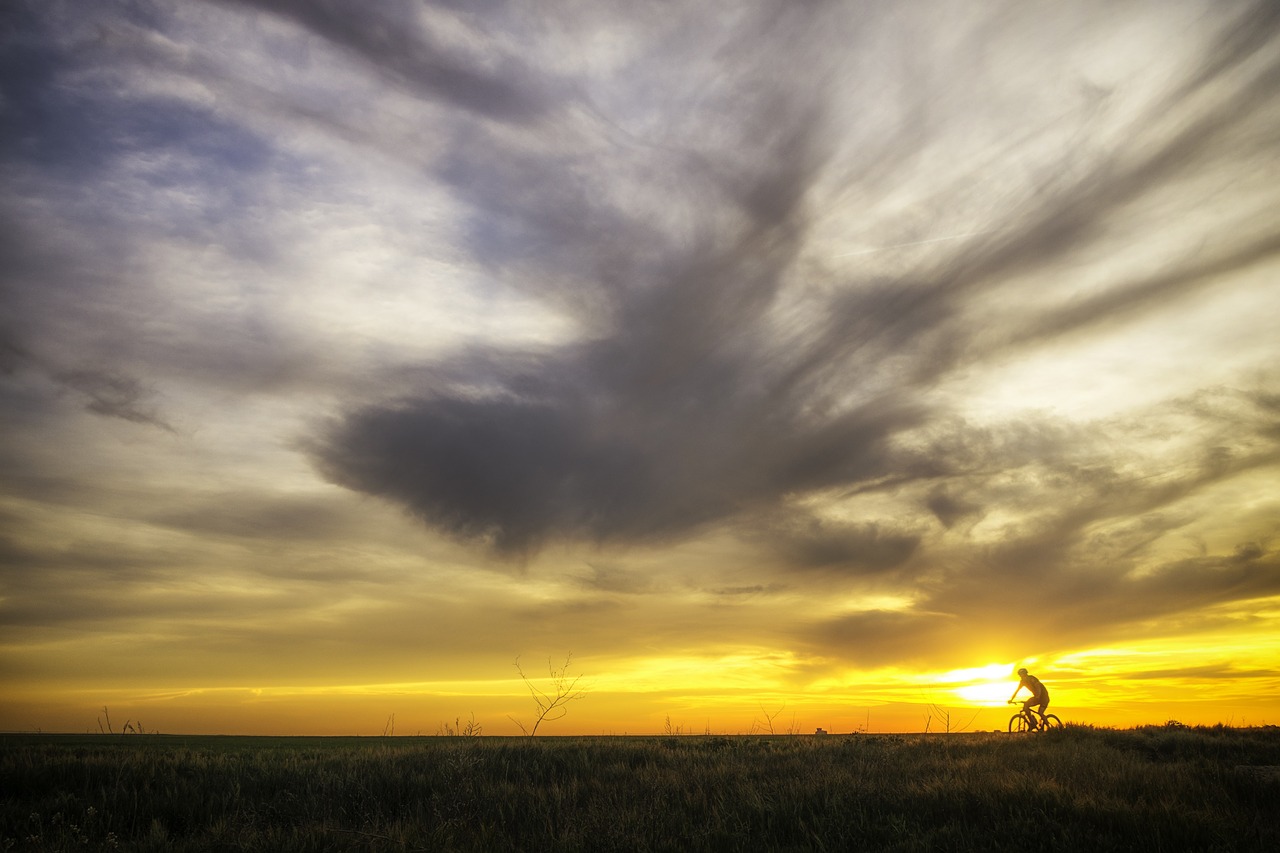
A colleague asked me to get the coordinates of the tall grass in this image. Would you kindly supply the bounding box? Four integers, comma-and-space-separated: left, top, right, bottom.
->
3, 725, 1277, 851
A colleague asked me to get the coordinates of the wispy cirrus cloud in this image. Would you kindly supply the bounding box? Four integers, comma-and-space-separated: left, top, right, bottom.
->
304, 1, 1280, 576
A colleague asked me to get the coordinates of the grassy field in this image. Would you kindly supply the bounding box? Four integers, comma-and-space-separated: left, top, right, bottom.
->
3, 724, 1278, 851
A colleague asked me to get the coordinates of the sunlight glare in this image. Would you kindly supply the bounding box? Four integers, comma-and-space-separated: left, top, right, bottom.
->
954, 681, 1015, 705
938, 663, 1019, 705
938, 663, 1016, 684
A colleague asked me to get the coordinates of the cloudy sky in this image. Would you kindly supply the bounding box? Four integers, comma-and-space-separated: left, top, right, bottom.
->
2, 0, 1278, 735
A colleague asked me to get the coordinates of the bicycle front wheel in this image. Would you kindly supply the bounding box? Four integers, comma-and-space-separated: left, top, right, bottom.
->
1009, 712, 1030, 733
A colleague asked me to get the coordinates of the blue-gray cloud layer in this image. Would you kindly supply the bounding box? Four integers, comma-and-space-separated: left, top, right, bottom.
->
297, 0, 1280, 562
2, 0, 1279, 670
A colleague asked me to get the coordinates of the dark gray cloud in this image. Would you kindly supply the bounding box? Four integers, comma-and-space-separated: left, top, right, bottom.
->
753, 513, 922, 575
310, 384, 925, 555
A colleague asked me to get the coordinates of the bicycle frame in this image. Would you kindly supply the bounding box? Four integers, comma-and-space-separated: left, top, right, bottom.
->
1008, 704, 1061, 733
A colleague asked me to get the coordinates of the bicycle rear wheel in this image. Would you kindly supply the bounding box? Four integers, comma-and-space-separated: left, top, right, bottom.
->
1009, 712, 1030, 733
1041, 714, 1062, 730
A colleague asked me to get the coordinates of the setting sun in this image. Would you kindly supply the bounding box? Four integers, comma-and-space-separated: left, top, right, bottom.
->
947, 665, 1021, 706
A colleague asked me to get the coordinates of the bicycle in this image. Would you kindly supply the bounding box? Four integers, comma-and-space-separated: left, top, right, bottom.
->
1008, 701, 1061, 733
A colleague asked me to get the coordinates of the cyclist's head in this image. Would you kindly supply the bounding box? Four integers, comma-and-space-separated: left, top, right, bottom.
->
1017, 668, 1028, 676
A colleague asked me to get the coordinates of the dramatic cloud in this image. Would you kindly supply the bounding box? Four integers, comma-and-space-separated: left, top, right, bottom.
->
1, 0, 1278, 734
304, 0, 1280, 570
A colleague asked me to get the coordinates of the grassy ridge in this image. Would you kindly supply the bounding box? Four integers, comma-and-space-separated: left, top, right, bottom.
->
3, 725, 1278, 851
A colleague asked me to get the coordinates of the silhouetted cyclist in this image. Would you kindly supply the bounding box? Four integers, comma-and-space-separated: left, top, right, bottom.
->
1009, 667, 1050, 728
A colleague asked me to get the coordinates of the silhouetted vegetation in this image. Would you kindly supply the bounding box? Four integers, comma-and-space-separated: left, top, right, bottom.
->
508, 654, 587, 737
2, 725, 1277, 851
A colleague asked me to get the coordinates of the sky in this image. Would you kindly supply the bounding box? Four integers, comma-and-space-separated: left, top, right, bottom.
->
2, 0, 1279, 736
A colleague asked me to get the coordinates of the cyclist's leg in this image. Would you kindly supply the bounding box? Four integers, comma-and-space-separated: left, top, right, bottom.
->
1021, 698, 1038, 729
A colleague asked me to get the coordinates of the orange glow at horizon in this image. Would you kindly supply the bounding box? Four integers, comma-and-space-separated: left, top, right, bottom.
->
6, 620, 1278, 736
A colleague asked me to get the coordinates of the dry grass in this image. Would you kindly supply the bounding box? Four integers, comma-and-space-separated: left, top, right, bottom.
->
2, 724, 1277, 851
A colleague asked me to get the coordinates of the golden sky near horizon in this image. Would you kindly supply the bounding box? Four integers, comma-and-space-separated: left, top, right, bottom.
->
2, 0, 1279, 736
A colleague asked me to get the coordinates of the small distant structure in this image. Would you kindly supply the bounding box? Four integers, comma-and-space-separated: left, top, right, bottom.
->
814, 727, 828, 735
